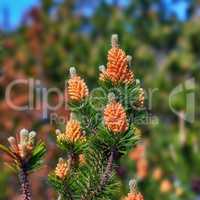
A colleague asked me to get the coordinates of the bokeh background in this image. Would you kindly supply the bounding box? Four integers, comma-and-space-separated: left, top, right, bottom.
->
0, 0, 200, 199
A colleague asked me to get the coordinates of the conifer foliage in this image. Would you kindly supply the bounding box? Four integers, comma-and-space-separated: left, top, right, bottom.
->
0, 129, 46, 200
48, 34, 146, 200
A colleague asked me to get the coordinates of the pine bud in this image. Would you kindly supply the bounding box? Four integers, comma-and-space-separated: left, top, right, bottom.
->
99, 65, 108, 81
57, 119, 83, 143
67, 73, 89, 102
55, 158, 70, 180
55, 129, 61, 135
69, 67, 76, 78
99, 65, 106, 72
104, 101, 128, 133
136, 79, 140, 84
28, 131, 36, 146
111, 34, 119, 48
20, 129, 29, 146
8, 137, 17, 152
127, 55, 132, 67
103, 34, 134, 84
108, 92, 115, 103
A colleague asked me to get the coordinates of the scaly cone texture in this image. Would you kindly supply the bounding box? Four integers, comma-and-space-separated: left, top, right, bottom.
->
99, 34, 134, 84
103, 93, 128, 133
123, 179, 144, 200
67, 67, 89, 102
55, 158, 70, 180
57, 116, 84, 143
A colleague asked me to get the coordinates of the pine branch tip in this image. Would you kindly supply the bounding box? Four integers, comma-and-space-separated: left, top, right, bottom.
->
108, 92, 116, 102
69, 67, 77, 77
99, 65, 106, 72
111, 34, 119, 48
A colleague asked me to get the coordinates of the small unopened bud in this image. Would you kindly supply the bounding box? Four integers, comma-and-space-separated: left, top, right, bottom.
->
69, 67, 76, 78
20, 128, 29, 145
8, 137, 16, 147
136, 79, 140, 84
127, 55, 132, 67
56, 129, 61, 135
129, 179, 137, 194
70, 112, 76, 120
29, 131, 36, 138
111, 34, 119, 48
58, 157, 64, 163
99, 65, 106, 72
28, 131, 37, 145
108, 92, 115, 102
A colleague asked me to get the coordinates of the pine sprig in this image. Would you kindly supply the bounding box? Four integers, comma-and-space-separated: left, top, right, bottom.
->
50, 34, 146, 200
0, 129, 46, 200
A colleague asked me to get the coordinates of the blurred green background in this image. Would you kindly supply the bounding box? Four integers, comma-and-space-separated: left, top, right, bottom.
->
0, 0, 200, 199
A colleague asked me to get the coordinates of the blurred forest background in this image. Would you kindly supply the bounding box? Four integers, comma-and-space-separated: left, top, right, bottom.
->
0, 0, 200, 199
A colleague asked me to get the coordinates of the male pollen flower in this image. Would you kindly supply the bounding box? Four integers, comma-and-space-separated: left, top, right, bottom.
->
99, 34, 134, 84
57, 115, 84, 143
104, 93, 128, 133
55, 158, 70, 180
67, 67, 89, 102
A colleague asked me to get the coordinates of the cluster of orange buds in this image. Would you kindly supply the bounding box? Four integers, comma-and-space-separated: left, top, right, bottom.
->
123, 179, 144, 200
129, 143, 148, 180
55, 158, 70, 180
136, 158, 148, 180
103, 93, 128, 133
67, 67, 89, 102
8, 129, 36, 159
152, 167, 183, 196
129, 143, 145, 161
99, 34, 134, 84
56, 115, 85, 143
152, 167, 163, 181
160, 179, 173, 193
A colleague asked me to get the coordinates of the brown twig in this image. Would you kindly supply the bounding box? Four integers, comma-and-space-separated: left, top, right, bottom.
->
80, 151, 114, 200
18, 164, 32, 200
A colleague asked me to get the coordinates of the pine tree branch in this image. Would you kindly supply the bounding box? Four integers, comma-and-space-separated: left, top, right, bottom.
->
100, 151, 114, 186
80, 151, 114, 200
19, 163, 32, 200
